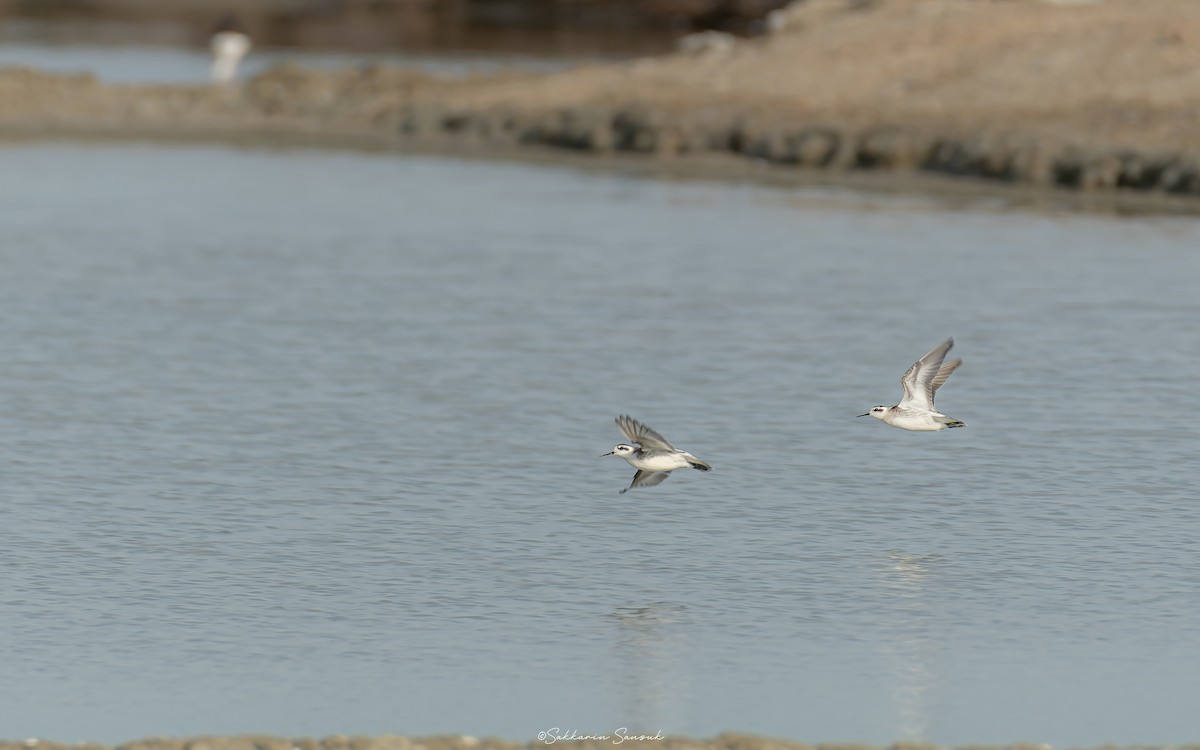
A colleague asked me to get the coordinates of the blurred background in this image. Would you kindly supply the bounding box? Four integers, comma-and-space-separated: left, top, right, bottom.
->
0, 0, 791, 56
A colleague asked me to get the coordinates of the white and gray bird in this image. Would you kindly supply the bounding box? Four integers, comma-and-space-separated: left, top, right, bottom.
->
602, 415, 712, 493
860, 338, 966, 431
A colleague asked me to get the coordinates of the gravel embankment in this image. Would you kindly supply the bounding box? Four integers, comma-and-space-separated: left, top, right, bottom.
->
4, 0, 1200, 205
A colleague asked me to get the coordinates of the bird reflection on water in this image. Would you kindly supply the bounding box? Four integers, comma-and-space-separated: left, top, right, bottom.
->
878, 550, 947, 741
608, 603, 688, 733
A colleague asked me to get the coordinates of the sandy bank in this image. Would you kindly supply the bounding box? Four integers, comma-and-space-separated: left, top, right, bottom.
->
4, 0, 1200, 206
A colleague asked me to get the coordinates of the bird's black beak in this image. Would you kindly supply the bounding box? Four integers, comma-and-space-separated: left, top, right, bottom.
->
600, 451, 614, 457
857, 412, 870, 417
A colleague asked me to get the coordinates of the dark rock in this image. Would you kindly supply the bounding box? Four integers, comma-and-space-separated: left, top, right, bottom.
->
855, 127, 931, 170
685, 115, 738, 152
468, 109, 523, 144
741, 128, 794, 162
1114, 152, 1166, 190
924, 134, 1019, 179
566, 107, 617, 151
924, 136, 1003, 178
673, 121, 718, 153
456, 110, 500, 142
826, 129, 864, 169
924, 138, 969, 174
398, 103, 446, 135
976, 142, 1015, 179
439, 111, 473, 133
1155, 155, 1199, 193
1051, 149, 1086, 188
613, 107, 669, 153
520, 107, 615, 151
647, 126, 684, 155
1079, 151, 1124, 190
1005, 140, 1056, 185
791, 128, 840, 167
729, 119, 767, 158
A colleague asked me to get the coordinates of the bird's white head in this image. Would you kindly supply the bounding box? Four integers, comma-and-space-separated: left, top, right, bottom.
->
602, 444, 637, 458
859, 405, 890, 421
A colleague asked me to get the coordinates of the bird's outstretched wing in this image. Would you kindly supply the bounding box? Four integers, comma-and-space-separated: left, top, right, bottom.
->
929, 358, 962, 401
898, 338, 954, 410
621, 470, 673, 494
615, 415, 675, 451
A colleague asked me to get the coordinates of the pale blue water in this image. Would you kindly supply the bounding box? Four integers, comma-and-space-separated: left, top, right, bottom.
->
0, 142, 1198, 746
0, 42, 572, 84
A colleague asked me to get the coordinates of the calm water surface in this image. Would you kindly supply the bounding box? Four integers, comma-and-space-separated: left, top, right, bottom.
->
0, 42, 574, 84
0, 143, 1198, 746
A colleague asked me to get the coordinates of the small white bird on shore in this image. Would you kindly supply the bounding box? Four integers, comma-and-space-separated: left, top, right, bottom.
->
211, 14, 252, 84
602, 415, 712, 493
860, 338, 966, 431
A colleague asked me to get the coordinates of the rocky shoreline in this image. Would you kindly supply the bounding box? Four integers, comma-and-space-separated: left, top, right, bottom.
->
0, 734, 1166, 750
395, 102, 1200, 195
3, 0, 1200, 209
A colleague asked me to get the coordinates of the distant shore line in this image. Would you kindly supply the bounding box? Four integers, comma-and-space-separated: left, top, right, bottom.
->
391, 102, 1200, 197
3, 63, 1200, 214
0, 733, 1154, 750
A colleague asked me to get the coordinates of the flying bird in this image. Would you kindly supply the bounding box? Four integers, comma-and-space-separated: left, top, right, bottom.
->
860, 338, 966, 431
602, 415, 712, 493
